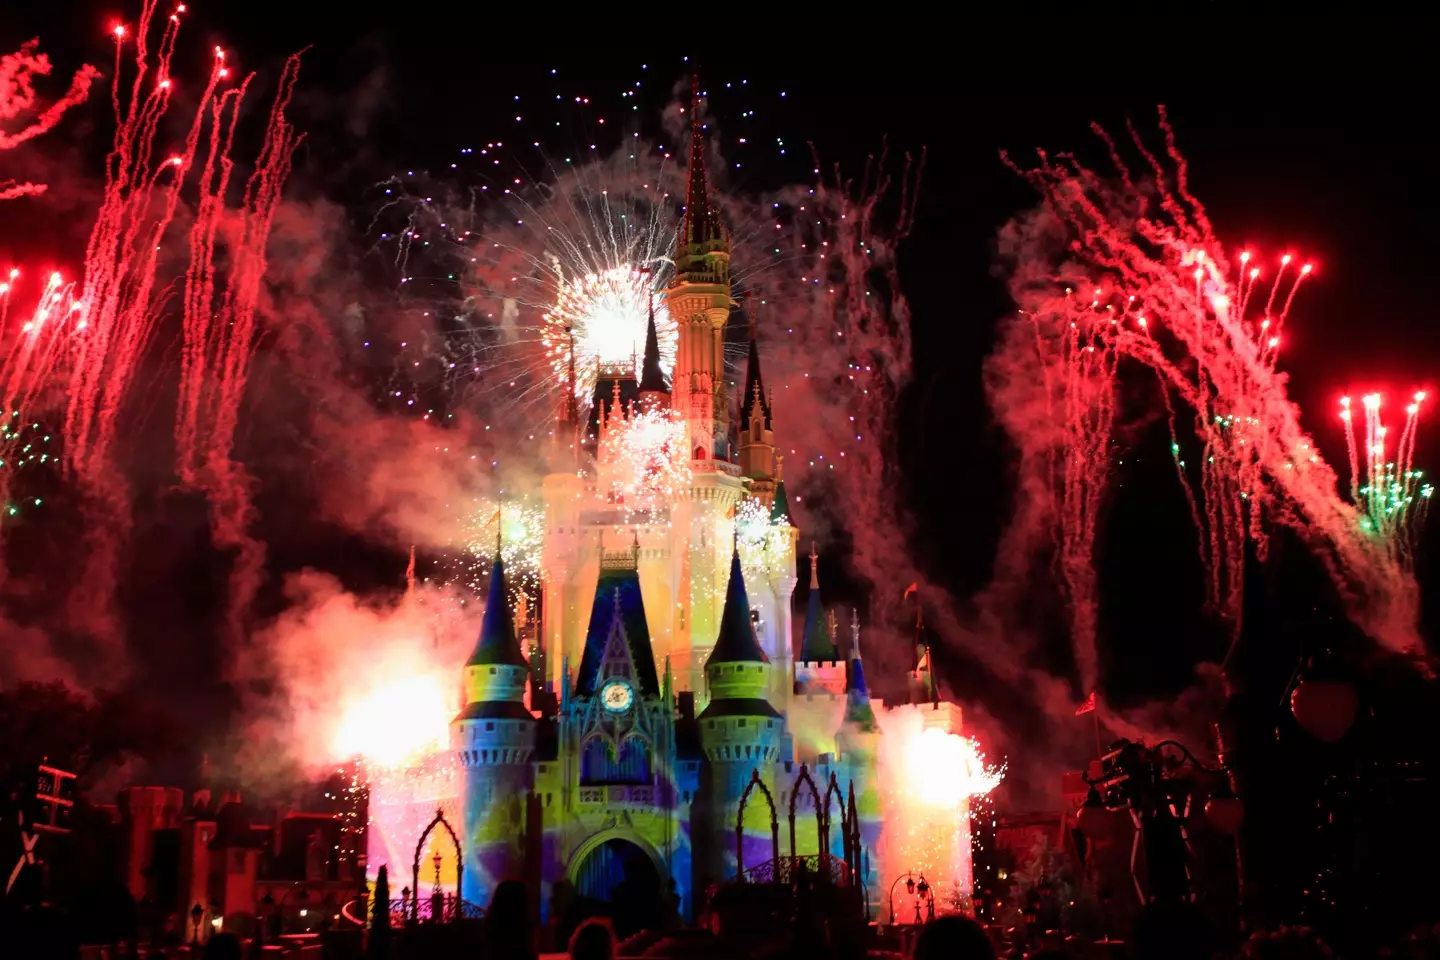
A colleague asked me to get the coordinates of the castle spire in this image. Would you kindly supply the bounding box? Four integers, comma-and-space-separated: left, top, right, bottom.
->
706, 547, 769, 665
798, 545, 837, 663
674, 72, 727, 281
741, 303, 772, 430
843, 608, 875, 727
467, 554, 526, 668
638, 274, 668, 400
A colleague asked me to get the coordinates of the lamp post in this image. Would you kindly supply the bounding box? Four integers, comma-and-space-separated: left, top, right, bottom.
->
190, 903, 204, 947
913, 874, 932, 924
887, 872, 915, 925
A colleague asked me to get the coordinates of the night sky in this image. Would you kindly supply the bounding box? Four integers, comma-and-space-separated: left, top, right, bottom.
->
5, 10, 1439, 801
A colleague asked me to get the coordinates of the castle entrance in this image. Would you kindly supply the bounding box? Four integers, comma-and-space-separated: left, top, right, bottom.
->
570, 838, 662, 938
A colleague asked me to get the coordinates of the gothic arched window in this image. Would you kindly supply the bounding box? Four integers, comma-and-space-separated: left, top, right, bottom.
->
580, 735, 652, 785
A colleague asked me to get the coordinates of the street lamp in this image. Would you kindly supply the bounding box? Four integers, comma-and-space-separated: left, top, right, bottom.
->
190, 903, 204, 946
913, 874, 933, 924
887, 871, 916, 924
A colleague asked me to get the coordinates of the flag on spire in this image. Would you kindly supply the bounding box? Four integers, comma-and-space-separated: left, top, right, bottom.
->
1075, 691, 1097, 715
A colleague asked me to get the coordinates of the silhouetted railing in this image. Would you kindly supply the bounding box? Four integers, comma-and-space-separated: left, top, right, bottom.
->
381, 895, 485, 925
735, 853, 852, 886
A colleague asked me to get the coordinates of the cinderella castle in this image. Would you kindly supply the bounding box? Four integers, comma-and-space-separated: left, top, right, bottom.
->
450, 83, 960, 923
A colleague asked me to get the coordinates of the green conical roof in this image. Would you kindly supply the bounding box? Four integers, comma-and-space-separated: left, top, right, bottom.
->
770, 479, 791, 523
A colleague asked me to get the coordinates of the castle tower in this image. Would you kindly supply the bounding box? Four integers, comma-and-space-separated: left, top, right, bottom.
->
665, 74, 732, 463
698, 548, 781, 880
665, 74, 745, 694
453, 554, 537, 906
835, 611, 882, 913
791, 545, 845, 762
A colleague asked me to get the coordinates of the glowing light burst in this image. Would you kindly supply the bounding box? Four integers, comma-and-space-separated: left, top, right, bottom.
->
598, 406, 688, 517
878, 708, 1004, 911
332, 673, 453, 769
1004, 112, 1429, 662
544, 265, 674, 404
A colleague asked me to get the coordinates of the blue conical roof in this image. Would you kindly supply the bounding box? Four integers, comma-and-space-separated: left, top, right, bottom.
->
467, 556, 525, 667
706, 548, 768, 665
844, 655, 875, 729
798, 551, 836, 662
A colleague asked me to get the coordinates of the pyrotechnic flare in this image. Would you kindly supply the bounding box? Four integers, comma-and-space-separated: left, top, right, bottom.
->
1005, 110, 1427, 663
0, 40, 99, 200
543, 266, 674, 405
878, 708, 1004, 908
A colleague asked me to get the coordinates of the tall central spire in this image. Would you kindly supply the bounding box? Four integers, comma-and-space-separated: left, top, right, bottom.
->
683, 74, 711, 249
675, 73, 726, 276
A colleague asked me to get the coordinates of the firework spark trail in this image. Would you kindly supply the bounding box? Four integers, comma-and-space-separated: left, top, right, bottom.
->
1006, 111, 1426, 661
64, 2, 222, 485
174, 52, 303, 638
0, 40, 99, 200
1017, 288, 1121, 693
1341, 391, 1432, 572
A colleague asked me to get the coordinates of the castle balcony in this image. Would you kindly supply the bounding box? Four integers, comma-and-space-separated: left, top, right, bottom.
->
577, 784, 656, 807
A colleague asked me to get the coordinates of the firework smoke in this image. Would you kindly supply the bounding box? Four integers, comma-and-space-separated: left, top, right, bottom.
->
0, 40, 98, 201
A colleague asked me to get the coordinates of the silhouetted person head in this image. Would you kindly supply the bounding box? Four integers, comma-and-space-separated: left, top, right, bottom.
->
912, 915, 996, 960
568, 917, 617, 960
1133, 899, 1212, 960
487, 881, 535, 960
489, 880, 530, 927
202, 932, 242, 960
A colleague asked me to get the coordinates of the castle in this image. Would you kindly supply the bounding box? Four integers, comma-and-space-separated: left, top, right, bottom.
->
451, 83, 958, 923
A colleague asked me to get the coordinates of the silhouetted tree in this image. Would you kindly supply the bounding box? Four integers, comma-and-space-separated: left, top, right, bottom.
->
368, 864, 391, 960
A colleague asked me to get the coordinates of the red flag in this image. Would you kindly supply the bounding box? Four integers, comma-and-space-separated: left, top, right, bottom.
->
1075, 691, 1096, 715
903, 582, 919, 600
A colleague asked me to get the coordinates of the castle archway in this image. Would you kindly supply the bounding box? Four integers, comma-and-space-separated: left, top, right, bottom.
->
567, 833, 663, 939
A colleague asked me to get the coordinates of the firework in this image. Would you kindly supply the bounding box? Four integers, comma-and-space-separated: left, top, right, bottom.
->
735, 495, 789, 579
0, 40, 99, 201
1341, 392, 1432, 567
543, 265, 674, 404
877, 707, 1004, 912
1005, 111, 1427, 662
597, 405, 688, 519
449, 498, 546, 603
173, 48, 303, 639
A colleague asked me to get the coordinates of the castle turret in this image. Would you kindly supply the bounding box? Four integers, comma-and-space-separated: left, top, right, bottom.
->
699, 549, 780, 879
795, 544, 844, 695
453, 554, 537, 906
836, 610, 882, 914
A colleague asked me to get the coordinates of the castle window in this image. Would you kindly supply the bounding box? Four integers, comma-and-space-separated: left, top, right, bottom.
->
737, 718, 747, 728
486, 722, 495, 731
489, 667, 496, 675
580, 735, 651, 786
